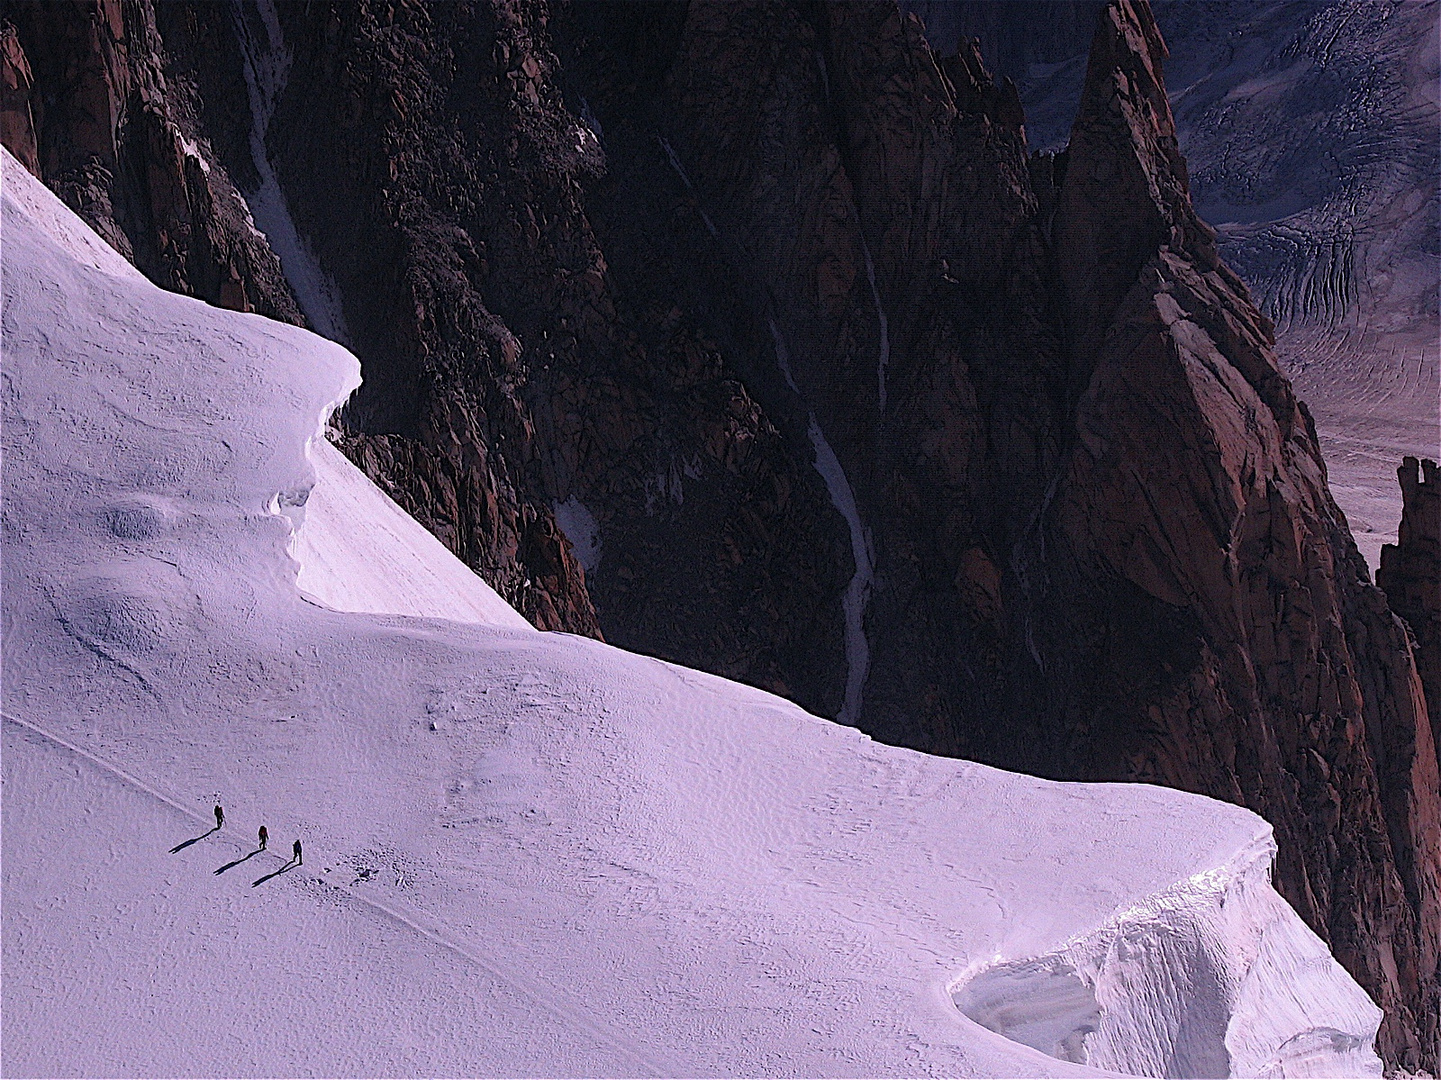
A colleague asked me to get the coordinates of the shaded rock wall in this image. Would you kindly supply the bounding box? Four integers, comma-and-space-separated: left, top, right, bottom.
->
1380, 458, 1441, 767
265, 0, 849, 674
909, 0, 1441, 573
1, 23, 40, 176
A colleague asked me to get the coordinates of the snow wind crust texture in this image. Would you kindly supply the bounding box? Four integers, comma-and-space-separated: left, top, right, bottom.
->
0, 148, 1381, 1077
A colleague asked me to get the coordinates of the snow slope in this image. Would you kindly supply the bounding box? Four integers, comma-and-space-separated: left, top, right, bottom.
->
1, 147, 1382, 1077
293, 436, 532, 629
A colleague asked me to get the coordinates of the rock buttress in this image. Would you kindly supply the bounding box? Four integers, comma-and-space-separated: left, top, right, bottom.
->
1044, 1, 1440, 1065
1380, 458, 1441, 770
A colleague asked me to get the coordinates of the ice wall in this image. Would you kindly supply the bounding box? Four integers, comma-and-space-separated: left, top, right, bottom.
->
953, 833, 1383, 1078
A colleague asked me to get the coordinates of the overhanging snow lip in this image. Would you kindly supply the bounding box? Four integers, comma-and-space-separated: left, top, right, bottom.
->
949, 827, 1383, 1078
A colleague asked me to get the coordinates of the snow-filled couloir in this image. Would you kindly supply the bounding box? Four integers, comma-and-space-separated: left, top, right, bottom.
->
1, 147, 1383, 1077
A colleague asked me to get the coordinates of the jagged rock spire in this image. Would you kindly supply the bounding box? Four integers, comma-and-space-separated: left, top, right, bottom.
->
1380, 457, 1441, 769
1046, 4, 1440, 1065
1054, 0, 1215, 372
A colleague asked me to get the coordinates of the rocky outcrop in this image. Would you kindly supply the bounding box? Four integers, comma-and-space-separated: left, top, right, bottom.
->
0, 23, 40, 177
1380, 458, 1441, 765
1, 1, 300, 320
913, 0, 1441, 576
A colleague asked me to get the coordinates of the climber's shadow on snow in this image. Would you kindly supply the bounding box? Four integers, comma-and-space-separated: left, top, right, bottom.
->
214, 848, 263, 875
251, 857, 299, 888
169, 826, 219, 853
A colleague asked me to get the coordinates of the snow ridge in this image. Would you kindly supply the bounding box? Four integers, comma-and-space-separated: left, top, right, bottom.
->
2, 145, 1385, 1079
231, 0, 350, 344
769, 319, 874, 728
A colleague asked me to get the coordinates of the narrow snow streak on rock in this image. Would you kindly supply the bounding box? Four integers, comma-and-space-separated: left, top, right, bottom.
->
231, 0, 350, 344
658, 136, 720, 240
553, 496, 602, 575
769, 319, 873, 727
578, 95, 604, 149
861, 238, 890, 412
656, 131, 874, 724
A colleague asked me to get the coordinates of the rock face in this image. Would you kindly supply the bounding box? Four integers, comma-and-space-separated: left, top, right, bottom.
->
621, 0, 1438, 1062
1380, 458, 1441, 765
918, 0, 1441, 573
261, 0, 855, 661
1043, 13, 1441, 1063
2, 1, 300, 320
4, 0, 1438, 1067
1, 23, 40, 177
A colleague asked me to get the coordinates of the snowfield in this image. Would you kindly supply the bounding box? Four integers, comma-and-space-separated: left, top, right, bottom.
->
1, 148, 1384, 1077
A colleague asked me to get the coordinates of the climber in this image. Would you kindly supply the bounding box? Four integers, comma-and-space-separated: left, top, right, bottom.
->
258, 825, 268, 850
214, 804, 224, 830
292, 838, 302, 866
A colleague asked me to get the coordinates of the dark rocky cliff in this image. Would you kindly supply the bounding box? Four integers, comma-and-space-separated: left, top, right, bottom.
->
1380, 457, 1441, 775
910, 0, 1441, 576
2, 1, 300, 321
1042, 12, 1439, 1063
4, 0, 1436, 1067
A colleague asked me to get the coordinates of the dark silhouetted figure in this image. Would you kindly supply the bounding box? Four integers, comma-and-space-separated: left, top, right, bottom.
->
258, 825, 268, 850
293, 839, 302, 865
214, 804, 224, 829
